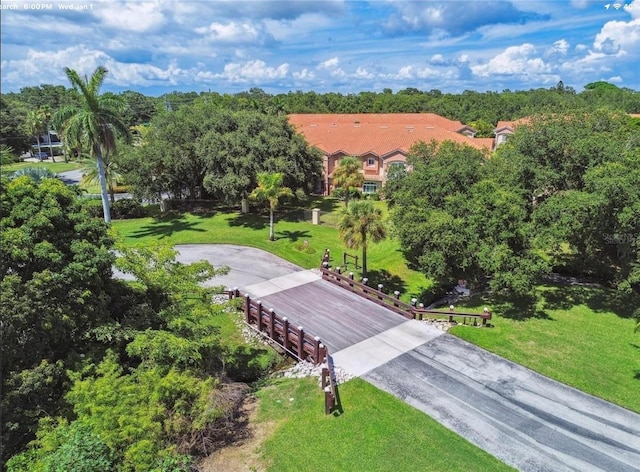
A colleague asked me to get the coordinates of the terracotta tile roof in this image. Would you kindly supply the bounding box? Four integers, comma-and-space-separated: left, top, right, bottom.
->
495, 117, 532, 132
288, 114, 492, 156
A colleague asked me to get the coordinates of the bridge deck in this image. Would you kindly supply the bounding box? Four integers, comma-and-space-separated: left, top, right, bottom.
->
254, 278, 406, 353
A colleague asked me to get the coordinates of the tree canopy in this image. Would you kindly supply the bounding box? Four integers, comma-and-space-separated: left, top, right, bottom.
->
386, 110, 640, 297
2, 176, 274, 470
120, 104, 323, 203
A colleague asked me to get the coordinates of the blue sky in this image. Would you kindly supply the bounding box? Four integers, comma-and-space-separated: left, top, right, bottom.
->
1, 0, 639, 96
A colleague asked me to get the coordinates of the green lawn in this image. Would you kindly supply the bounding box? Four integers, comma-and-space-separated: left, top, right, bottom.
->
1, 161, 81, 174
451, 285, 640, 413
255, 377, 515, 472
112, 208, 433, 301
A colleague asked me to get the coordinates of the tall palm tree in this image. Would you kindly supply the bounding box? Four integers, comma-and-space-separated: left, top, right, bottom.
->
332, 156, 364, 208
25, 110, 44, 159
249, 172, 293, 241
338, 200, 387, 278
79, 149, 122, 203
52, 66, 130, 223
38, 105, 54, 160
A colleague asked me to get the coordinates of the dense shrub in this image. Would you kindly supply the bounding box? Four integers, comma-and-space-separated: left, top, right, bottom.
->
111, 199, 147, 219
81, 198, 147, 219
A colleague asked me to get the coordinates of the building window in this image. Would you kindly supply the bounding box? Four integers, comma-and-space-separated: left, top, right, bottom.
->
367, 158, 376, 166
363, 182, 378, 194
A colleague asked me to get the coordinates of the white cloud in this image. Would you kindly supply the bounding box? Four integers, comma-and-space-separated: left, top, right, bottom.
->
197, 21, 269, 44
318, 57, 340, 69
355, 67, 374, 79
263, 13, 335, 41
471, 43, 551, 77
218, 60, 289, 82
593, 19, 640, 55
390, 65, 453, 81
546, 39, 569, 56
572, 16, 640, 67
93, 0, 166, 32
293, 68, 315, 80
0, 45, 190, 88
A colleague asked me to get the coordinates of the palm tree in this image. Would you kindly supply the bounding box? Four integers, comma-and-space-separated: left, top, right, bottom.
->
52, 66, 130, 223
38, 105, 54, 160
79, 149, 122, 203
338, 200, 387, 278
332, 156, 364, 208
249, 172, 293, 241
25, 110, 44, 159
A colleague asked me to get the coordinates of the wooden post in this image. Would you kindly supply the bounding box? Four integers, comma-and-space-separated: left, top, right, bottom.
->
282, 317, 289, 351
244, 294, 251, 323
449, 304, 455, 323
256, 301, 263, 331
314, 336, 321, 364
269, 309, 276, 339
297, 326, 304, 360
325, 386, 333, 415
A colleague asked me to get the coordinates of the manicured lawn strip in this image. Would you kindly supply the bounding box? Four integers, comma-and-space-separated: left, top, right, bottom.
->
450, 285, 640, 413
1, 161, 81, 174
255, 377, 514, 472
112, 211, 432, 301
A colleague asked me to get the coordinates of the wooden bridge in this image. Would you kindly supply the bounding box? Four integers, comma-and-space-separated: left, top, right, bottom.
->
229, 248, 490, 366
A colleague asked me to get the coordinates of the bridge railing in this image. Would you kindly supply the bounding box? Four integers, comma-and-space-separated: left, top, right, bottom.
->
321, 267, 414, 319
318, 263, 492, 326
227, 288, 327, 365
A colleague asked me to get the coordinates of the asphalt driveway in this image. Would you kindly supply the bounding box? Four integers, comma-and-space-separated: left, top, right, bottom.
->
363, 334, 640, 472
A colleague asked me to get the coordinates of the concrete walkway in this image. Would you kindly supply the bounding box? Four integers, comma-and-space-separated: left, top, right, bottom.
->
165, 244, 640, 472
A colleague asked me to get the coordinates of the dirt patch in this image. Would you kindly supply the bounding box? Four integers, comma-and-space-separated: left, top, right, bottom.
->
197, 395, 273, 472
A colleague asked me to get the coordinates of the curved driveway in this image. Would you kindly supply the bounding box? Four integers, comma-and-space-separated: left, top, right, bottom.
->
168, 244, 640, 472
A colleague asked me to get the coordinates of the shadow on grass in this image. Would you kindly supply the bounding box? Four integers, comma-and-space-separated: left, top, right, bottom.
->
332, 383, 344, 417
365, 269, 407, 296
226, 213, 267, 230
634, 371, 640, 381
277, 229, 311, 243
305, 196, 341, 213
481, 291, 552, 321
129, 215, 207, 239
542, 284, 638, 319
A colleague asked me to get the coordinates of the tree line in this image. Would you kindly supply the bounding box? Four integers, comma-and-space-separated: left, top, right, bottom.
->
2, 80, 639, 158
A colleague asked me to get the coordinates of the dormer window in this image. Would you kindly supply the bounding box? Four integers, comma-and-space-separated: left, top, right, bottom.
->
367, 158, 376, 166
